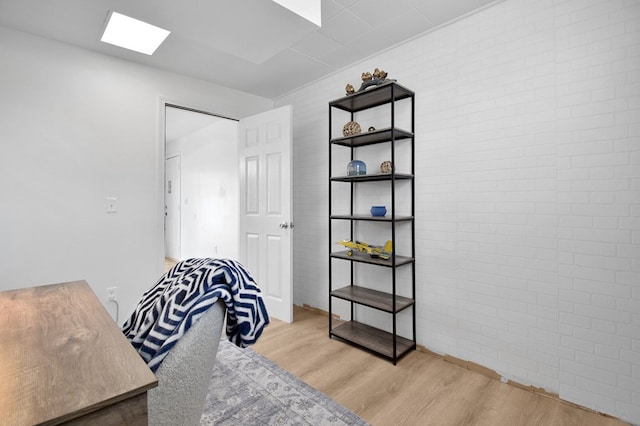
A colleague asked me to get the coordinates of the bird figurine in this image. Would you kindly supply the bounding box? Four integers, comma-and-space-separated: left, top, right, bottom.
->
354, 69, 395, 92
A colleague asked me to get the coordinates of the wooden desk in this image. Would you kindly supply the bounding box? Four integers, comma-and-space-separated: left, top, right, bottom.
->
0, 280, 157, 425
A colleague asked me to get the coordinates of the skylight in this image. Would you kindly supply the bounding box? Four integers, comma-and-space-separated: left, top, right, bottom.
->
101, 11, 170, 55
271, 0, 321, 27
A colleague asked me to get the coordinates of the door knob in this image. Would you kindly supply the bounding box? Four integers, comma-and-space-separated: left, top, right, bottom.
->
279, 222, 289, 229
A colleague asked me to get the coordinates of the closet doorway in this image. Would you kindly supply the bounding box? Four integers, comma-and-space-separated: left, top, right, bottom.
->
164, 105, 239, 263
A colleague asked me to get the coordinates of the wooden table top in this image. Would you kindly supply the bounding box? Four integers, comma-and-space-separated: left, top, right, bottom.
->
0, 280, 157, 425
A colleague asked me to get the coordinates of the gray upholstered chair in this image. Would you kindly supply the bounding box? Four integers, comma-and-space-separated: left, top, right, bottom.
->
147, 300, 226, 426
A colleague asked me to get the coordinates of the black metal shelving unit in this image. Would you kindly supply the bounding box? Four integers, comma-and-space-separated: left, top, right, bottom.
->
328, 82, 416, 364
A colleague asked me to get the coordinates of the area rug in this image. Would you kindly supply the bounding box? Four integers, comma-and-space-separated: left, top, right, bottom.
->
200, 340, 369, 425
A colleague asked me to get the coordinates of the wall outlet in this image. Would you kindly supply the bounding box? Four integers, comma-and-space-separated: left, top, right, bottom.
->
107, 287, 117, 301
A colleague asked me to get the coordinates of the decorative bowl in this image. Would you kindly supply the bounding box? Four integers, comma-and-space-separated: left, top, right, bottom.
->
370, 206, 387, 217
347, 160, 366, 176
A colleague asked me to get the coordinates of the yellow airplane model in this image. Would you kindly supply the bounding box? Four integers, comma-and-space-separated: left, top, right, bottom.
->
337, 239, 393, 260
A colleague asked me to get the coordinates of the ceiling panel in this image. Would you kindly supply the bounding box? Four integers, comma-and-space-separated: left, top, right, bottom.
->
0, 0, 505, 98
319, 9, 373, 45
411, 0, 496, 27
243, 48, 335, 98
349, 0, 418, 27
292, 31, 343, 60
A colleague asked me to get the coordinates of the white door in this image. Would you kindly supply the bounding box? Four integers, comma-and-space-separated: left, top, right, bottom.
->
165, 155, 181, 260
238, 106, 293, 323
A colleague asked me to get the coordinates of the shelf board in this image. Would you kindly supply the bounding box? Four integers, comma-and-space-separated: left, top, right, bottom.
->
329, 82, 415, 112
330, 214, 413, 222
331, 173, 413, 183
330, 321, 415, 361
330, 250, 414, 267
331, 127, 413, 147
331, 285, 414, 313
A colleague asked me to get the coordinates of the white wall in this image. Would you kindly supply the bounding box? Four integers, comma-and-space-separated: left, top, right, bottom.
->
0, 26, 272, 323
167, 119, 239, 260
276, 0, 640, 423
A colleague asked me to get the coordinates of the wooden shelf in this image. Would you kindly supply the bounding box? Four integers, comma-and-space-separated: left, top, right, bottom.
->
331, 173, 413, 183
331, 250, 414, 267
329, 82, 415, 112
331, 127, 413, 147
330, 214, 413, 222
331, 285, 414, 313
330, 321, 416, 360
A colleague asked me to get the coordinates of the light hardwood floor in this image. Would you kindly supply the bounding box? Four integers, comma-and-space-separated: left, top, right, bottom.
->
252, 306, 627, 426
165, 257, 178, 271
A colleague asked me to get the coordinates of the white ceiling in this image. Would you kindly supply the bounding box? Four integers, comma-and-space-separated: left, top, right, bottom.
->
0, 0, 500, 99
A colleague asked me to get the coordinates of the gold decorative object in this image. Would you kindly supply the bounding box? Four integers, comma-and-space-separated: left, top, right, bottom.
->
380, 161, 393, 174
343, 68, 395, 95
357, 68, 395, 92
342, 121, 361, 137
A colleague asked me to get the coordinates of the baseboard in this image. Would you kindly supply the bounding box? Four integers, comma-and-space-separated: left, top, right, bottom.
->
300, 303, 340, 320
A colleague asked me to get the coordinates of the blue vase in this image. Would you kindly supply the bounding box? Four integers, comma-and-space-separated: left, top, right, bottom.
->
370, 206, 387, 217
347, 160, 366, 176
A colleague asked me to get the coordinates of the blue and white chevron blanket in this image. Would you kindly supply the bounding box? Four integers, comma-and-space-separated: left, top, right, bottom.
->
122, 258, 269, 372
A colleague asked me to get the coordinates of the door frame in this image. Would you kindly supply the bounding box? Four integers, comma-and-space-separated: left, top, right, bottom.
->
164, 154, 181, 261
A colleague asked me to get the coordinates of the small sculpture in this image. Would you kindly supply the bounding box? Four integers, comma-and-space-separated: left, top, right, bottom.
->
343, 68, 396, 95
337, 239, 393, 260
368, 126, 376, 132
342, 121, 361, 137
373, 68, 387, 80
357, 68, 395, 92
380, 161, 393, 174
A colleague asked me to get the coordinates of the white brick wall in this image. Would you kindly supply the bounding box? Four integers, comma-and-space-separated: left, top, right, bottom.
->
555, 0, 640, 419
275, 0, 640, 422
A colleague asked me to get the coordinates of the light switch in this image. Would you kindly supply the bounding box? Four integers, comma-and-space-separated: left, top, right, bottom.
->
106, 197, 117, 214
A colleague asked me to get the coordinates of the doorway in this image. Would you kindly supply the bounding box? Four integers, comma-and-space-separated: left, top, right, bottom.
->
164, 105, 239, 263
160, 103, 294, 323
